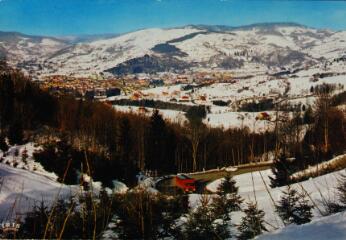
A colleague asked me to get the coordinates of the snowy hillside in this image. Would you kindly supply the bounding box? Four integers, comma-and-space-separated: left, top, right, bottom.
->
257, 211, 346, 240
199, 163, 346, 236
0, 31, 68, 74
46, 24, 345, 76
112, 72, 345, 132
0, 143, 127, 219
0, 152, 78, 220
41, 27, 200, 76
1, 23, 345, 76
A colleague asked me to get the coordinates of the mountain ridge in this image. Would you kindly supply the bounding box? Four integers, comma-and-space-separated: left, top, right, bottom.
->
0, 22, 345, 76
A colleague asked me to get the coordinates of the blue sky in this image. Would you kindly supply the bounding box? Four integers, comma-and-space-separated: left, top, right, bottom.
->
0, 0, 346, 36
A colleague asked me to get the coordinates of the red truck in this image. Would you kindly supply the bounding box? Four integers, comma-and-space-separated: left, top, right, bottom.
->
175, 174, 196, 193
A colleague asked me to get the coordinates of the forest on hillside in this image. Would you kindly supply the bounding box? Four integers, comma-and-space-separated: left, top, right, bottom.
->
0, 61, 345, 187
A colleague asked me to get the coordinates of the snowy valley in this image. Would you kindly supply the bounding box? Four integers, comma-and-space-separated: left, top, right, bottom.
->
0, 21, 346, 240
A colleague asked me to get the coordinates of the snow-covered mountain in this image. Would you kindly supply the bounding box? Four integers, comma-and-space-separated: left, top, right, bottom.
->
0, 31, 69, 74
1, 23, 345, 76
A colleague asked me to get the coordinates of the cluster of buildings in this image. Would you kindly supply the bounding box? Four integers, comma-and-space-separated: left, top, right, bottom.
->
39, 75, 128, 99
38, 71, 236, 101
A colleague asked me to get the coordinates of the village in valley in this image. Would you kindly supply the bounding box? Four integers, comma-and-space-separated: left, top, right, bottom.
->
1, 0, 346, 239
36, 59, 345, 133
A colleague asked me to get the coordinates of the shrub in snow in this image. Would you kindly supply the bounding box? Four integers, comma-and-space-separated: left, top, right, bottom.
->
21, 192, 113, 239
237, 202, 267, 240
324, 172, 346, 214
216, 173, 243, 211
322, 201, 346, 216
269, 153, 292, 188
337, 172, 346, 206
14, 148, 19, 157
113, 189, 187, 239
22, 201, 49, 238
210, 194, 233, 222
217, 173, 238, 195
21, 149, 28, 164
276, 186, 313, 225
184, 195, 230, 240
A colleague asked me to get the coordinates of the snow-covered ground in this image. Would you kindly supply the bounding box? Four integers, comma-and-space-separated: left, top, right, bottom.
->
35, 25, 346, 76
0, 143, 57, 180
200, 158, 346, 231
113, 105, 187, 125
3, 24, 345, 78
0, 143, 128, 219
0, 161, 79, 219
257, 211, 346, 240
204, 110, 274, 132
291, 154, 346, 180
112, 72, 345, 132
1, 143, 345, 238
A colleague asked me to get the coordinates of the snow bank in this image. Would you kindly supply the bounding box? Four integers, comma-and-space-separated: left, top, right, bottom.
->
0, 162, 80, 219
291, 154, 346, 180
112, 180, 128, 194
257, 211, 346, 240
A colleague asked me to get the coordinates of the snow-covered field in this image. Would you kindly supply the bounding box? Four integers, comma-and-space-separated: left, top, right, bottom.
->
113, 105, 187, 125
111, 72, 345, 132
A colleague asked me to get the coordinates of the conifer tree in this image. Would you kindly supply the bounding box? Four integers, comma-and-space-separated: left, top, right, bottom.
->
8, 117, 24, 145
210, 194, 232, 222
184, 195, 229, 240
146, 109, 168, 172
217, 173, 238, 195
276, 186, 313, 225
237, 202, 267, 240
22, 201, 49, 238
0, 134, 8, 152
269, 153, 291, 187
216, 173, 243, 211
324, 172, 346, 214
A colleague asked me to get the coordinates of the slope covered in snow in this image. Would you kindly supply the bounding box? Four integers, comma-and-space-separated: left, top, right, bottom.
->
0, 160, 78, 219
0, 143, 128, 219
2, 23, 345, 76
0, 31, 68, 74
257, 211, 346, 240
203, 158, 346, 230
42, 27, 200, 76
